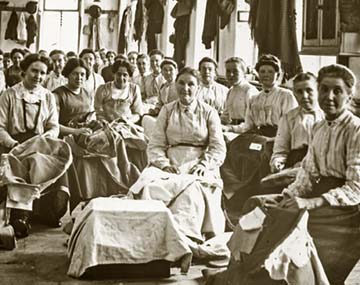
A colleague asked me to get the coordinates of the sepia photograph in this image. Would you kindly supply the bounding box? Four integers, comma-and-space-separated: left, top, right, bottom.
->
0, 0, 360, 284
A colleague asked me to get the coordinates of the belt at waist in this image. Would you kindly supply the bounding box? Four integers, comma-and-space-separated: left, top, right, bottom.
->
256, 125, 278, 138
229, 118, 245, 125
169, 143, 206, 148
285, 147, 308, 168
309, 176, 346, 198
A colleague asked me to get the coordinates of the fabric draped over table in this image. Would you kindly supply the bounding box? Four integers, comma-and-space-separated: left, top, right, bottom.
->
67, 198, 192, 278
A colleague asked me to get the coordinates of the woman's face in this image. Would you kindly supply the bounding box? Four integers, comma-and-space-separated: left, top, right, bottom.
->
318, 76, 351, 120
176, 73, 198, 106
226, 62, 245, 86
81, 53, 95, 71
258, 64, 278, 88
161, 64, 177, 83
137, 58, 149, 75
51, 53, 66, 75
128, 53, 137, 65
114, 66, 130, 89
68, 66, 87, 89
293, 79, 318, 112
12, 52, 24, 67
200, 62, 216, 85
107, 53, 116, 65
3, 57, 11, 69
23, 61, 48, 89
150, 54, 162, 74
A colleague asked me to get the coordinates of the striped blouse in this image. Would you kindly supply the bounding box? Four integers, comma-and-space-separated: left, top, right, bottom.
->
283, 110, 360, 206
196, 81, 229, 114
270, 106, 324, 166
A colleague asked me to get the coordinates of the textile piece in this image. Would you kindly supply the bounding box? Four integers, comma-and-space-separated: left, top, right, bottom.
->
0, 136, 72, 209
247, 0, 302, 78
65, 122, 148, 202
131, 145, 224, 243
145, 0, 164, 51
17, 12, 27, 43
5, 11, 18, 41
207, 205, 330, 285
67, 198, 192, 278
26, 15, 37, 48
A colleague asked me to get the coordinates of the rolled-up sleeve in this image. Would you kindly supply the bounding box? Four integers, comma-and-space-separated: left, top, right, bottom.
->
201, 109, 226, 169
147, 106, 171, 169
43, 92, 59, 138
130, 84, 144, 116
322, 128, 360, 206
270, 115, 291, 166
0, 90, 18, 147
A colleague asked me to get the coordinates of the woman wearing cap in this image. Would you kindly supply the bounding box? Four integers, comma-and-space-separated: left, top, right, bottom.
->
207, 64, 360, 285
131, 67, 226, 256
43, 49, 68, 91
0, 53, 68, 238
220, 54, 297, 219
197, 57, 229, 115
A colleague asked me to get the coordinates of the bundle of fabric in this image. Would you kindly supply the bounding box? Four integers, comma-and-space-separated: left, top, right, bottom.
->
67, 197, 192, 278
220, 131, 275, 222
65, 121, 148, 208
0, 136, 72, 211
207, 203, 330, 285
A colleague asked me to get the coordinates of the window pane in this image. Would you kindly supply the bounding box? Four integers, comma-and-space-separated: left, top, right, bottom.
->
305, 0, 318, 40
322, 0, 336, 39
45, 0, 77, 10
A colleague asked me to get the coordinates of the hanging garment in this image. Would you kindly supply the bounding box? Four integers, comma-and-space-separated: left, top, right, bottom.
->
247, 0, 302, 78
145, 0, 164, 51
88, 17, 101, 50
5, 11, 18, 41
134, 0, 145, 41
117, 6, 132, 54
218, 0, 235, 29
171, 0, 194, 69
26, 15, 38, 48
17, 12, 27, 43
202, 0, 219, 49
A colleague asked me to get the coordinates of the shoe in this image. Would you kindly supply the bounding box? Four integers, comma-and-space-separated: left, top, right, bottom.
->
11, 218, 31, 239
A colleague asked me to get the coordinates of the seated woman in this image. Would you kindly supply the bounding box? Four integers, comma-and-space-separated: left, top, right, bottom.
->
57, 59, 147, 210
142, 58, 178, 137
197, 57, 229, 115
4, 48, 25, 88
220, 54, 298, 220
0, 53, 68, 237
130, 67, 226, 248
262, 72, 324, 189
221, 57, 259, 141
53, 58, 93, 137
94, 60, 143, 123
207, 64, 360, 285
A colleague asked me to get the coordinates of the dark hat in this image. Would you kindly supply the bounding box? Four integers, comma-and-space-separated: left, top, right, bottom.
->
25, 1, 38, 14
88, 5, 102, 19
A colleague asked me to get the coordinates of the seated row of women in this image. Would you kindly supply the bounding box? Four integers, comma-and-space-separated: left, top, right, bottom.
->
1, 50, 360, 283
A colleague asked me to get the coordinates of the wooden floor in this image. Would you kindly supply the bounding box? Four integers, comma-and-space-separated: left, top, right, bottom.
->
0, 217, 208, 285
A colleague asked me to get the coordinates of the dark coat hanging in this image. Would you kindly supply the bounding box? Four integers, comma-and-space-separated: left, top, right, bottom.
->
26, 14, 38, 48
145, 0, 164, 51
5, 11, 19, 40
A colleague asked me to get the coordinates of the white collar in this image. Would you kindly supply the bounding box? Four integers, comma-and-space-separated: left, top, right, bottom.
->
12, 82, 48, 103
